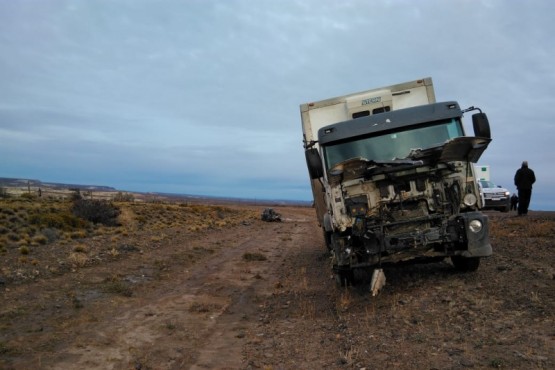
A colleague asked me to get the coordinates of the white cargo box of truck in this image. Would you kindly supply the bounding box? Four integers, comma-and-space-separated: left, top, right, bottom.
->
301, 78, 436, 152
474, 165, 491, 181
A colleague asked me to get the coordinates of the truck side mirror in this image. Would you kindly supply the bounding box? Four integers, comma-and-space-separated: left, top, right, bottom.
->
305, 148, 324, 179
472, 112, 491, 139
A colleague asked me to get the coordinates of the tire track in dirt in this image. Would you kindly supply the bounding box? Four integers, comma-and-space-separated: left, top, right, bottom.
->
190, 211, 318, 369
41, 207, 317, 370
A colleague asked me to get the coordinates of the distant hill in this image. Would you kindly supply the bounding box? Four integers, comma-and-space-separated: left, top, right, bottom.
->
0, 177, 116, 191
0, 177, 312, 206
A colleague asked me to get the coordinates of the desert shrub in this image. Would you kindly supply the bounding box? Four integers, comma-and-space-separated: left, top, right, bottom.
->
73, 244, 88, 253
113, 192, 134, 202
0, 341, 11, 354
1, 207, 15, 215
19, 193, 36, 200
22, 226, 38, 236
32, 234, 48, 245
19, 234, 31, 245
70, 230, 87, 239
41, 228, 59, 243
68, 251, 88, 265
29, 212, 87, 230
103, 279, 133, 297
0, 187, 9, 199
70, 189, 83, 201
188, 302, 222, 313
243, 252, 267, 261
72, 199, 120, 226
8, 215, 21, 223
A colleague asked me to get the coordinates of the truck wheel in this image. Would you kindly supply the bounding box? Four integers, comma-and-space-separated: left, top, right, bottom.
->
451, 256, 480, 272
323, 229, 332, 251
334, 269, 353, 287
501, 205, 510, 213
352, 268, 372, 284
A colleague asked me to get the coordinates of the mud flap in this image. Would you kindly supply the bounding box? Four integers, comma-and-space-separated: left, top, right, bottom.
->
370, 268, 386, 296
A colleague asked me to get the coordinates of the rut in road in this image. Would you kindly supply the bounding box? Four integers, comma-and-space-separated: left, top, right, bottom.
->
45, 209, 319, 370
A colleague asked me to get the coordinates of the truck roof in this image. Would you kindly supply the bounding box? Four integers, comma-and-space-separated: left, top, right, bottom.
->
318, 101, 462, 145
300, 78, 435, 113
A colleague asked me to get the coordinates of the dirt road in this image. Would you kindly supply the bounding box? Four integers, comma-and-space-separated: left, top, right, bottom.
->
1, 206, 320, 369
1, 206, 554, 369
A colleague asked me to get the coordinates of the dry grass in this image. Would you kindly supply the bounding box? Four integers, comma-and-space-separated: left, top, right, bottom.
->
68, 252, 88, 267
243, 252, 267, 261
298, 297, 316, 319
339, 346, 360, 366
188, 302, 223, 313
337, 289, 353, 312
489, 216, 554, 239
102, 276, 133, 297
0, 196, 258, 284
0, 197, 256, 245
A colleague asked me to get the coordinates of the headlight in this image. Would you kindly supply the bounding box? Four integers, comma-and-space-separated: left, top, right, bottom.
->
504, 191, 510, 197
469, 219, 483, 233
463, 193, 477, 207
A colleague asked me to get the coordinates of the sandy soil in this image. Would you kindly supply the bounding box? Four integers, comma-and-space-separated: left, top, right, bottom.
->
1, 206, 554, 369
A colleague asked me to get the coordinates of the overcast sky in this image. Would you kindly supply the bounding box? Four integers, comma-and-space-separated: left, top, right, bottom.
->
1, 0, 553, 209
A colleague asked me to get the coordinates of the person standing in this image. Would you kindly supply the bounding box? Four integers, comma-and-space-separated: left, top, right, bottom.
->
510, 193, 518, 211
514, 161, 536, 215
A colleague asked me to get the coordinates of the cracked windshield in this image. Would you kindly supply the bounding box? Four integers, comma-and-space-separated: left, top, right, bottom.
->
324, 118, 463, 169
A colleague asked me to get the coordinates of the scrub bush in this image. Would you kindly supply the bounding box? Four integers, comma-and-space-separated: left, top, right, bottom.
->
72, 199, 120, 226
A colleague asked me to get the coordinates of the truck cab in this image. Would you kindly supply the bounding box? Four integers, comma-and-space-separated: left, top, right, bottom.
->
301, 78, 493, 286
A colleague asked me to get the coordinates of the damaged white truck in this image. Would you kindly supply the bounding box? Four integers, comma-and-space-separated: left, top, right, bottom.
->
300, 78, 493, 290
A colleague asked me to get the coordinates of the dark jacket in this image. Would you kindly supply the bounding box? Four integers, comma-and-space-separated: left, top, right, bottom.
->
514, 166, 536, 190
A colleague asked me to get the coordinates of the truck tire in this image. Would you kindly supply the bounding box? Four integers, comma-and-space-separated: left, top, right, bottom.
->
323, 229, 332, 251
451, 256, 480, 272
333, 268, 353, 287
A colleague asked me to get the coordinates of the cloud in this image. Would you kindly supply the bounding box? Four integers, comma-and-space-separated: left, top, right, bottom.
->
0, 0, 554, 206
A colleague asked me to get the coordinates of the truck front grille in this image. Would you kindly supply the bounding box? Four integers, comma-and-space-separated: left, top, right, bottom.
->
386, 200, 428, 220
381, 200, 430, 234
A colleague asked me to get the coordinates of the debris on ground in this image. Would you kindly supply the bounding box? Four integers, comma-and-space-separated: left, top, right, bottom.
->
261, 208, 282, 222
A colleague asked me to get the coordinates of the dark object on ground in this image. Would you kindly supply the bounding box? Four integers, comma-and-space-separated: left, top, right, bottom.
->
261, 208, 282, 222
72, 199, 121, 226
